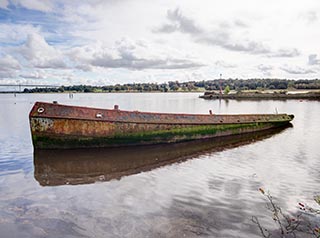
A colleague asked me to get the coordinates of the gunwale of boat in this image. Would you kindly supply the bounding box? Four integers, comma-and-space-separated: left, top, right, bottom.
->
29, 101, 293, 125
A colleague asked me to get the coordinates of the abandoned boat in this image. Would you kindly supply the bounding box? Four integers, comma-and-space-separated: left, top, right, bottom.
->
29, 101, 294, 149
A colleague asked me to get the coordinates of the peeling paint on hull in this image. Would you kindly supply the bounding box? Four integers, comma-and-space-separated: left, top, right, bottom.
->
29, 102, 294, 149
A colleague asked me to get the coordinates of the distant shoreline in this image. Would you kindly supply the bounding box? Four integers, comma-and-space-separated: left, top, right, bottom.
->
0, 90, 204, 94
200, 90, 320, 100
1, 79, 319, 94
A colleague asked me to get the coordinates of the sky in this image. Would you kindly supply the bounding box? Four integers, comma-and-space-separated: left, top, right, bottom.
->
0, 0, 320, 86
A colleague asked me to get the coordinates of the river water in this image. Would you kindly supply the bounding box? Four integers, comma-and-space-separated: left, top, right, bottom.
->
0, 93, 319, 238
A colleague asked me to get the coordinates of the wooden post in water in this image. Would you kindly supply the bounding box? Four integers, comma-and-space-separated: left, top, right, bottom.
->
219, 74, 222, 98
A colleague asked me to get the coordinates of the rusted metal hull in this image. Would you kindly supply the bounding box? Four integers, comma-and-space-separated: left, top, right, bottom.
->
29, 102, 294, 149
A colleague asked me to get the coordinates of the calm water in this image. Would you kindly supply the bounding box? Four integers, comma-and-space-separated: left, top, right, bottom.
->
0, 93, 319, 238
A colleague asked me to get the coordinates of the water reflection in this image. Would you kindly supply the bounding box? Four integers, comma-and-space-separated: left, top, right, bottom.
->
34, 126, 291, 186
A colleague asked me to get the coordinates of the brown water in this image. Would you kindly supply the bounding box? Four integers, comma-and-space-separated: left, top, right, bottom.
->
0, 93, 319, 237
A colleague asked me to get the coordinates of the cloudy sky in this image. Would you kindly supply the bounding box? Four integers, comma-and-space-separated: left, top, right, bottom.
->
0, 0, 320, 86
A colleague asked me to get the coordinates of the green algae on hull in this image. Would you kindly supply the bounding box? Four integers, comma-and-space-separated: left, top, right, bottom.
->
32, 122, 288, 149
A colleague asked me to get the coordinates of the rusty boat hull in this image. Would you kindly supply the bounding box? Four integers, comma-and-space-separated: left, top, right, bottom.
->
29, 102, 294, 149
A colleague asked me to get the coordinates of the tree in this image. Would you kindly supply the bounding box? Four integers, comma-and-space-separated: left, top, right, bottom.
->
224, 85, 230, 94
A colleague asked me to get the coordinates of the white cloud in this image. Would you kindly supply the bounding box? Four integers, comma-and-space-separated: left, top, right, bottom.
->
0, 54, 21, 78
0, 55, 20, 71
155, 7, 300, 57
0, 24, 41, 43
257, 64, 273, 72
280, 65, 316, 75
68, 38, 205, 70
0, 0, 9, 9
269, 48, 300, 58
308, 54, 320, 65
1, 0, 320, 84
257, 64, 273, 76
19, 70, 48, 79
199, 33, 271, 54
300, 11, 318, 24
215, 60, 237, 68
10, 0, 54, 12
16, 33, 67, 69
154, 8, 203, 34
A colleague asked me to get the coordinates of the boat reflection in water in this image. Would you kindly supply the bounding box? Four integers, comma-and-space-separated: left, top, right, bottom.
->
34, 126, 291, 186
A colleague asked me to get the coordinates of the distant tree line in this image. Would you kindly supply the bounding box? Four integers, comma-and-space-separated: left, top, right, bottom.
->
22, 79, 320, 93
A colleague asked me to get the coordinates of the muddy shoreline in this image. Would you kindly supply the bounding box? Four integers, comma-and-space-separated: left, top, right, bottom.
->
200, 91, 320, 100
